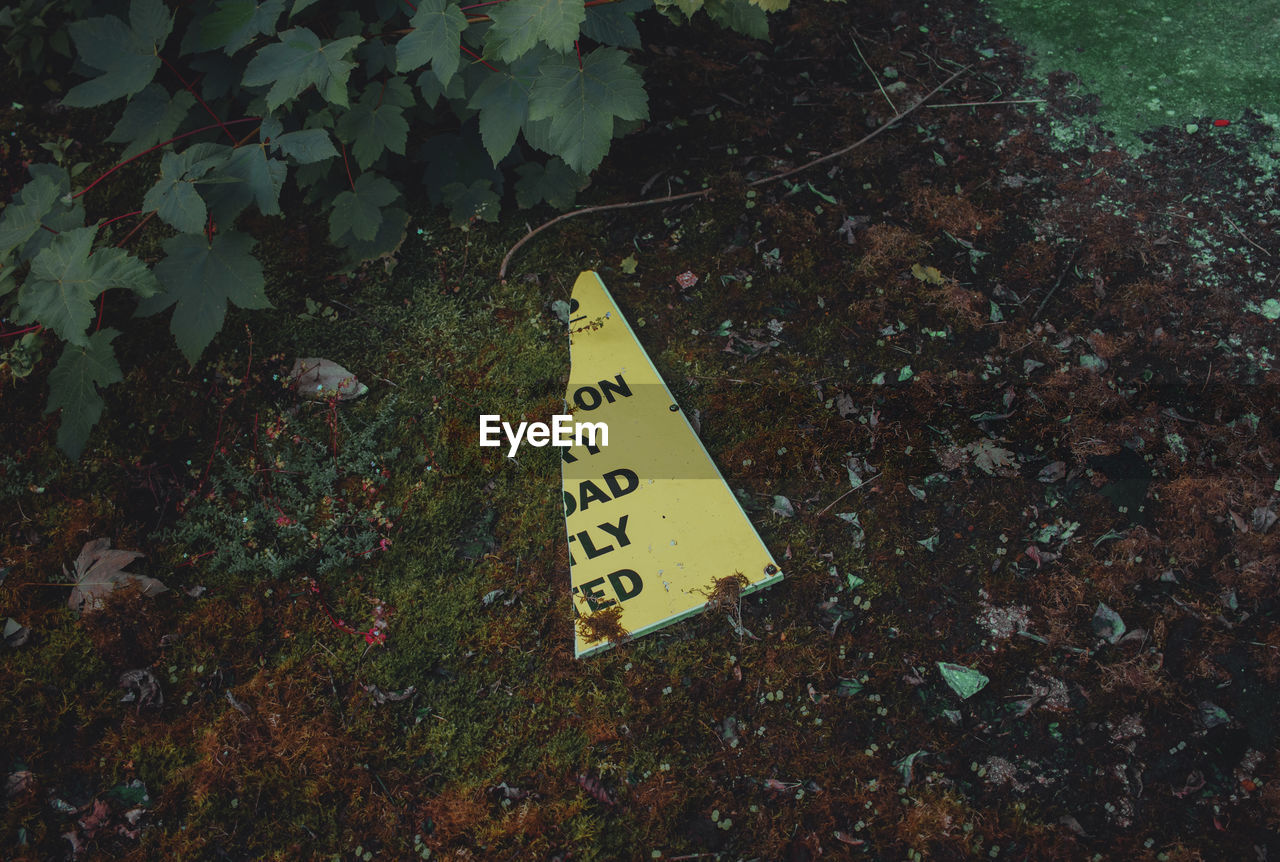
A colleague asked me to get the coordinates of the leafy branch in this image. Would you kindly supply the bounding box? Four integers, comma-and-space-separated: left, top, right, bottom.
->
1, 0, 790, 459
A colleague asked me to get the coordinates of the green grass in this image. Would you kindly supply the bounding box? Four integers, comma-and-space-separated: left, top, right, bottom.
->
982, 0, 1280, 151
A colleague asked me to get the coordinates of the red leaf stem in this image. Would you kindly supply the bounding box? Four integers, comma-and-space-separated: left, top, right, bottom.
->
73, 118, 260, 200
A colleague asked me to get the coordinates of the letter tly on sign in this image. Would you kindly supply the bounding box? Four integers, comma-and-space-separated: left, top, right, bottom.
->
564, 271, 783, 657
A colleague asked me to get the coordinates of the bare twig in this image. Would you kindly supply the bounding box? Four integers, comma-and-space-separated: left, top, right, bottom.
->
817, 473, 880, 517
850, 31, 896, 114
498, 66, 971, 279
748, 65, 971, 190
1033, 245, 1081, 320
926, 98, 1046, 109
1222, 214, 1273, 258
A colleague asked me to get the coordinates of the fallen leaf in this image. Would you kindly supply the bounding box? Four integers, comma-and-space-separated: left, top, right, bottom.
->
78, 798, 112, 838
363, 683, 416, 705
1037, 461, 1066, 482
119, 668, 164, 709
66, 539, 167, 613
911, 262, 945, 284
937, 662, 989, 700
966, 438, 1017, 476
288, 357, 368, 401
771, 495, 795, 518
5, 770, 34, 799
4, 617, 30, 648
1091, 602, 1126, 643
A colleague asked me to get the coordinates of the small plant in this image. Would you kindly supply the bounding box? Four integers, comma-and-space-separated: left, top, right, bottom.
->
160, 394, 402, 581
1, 0, 792, 459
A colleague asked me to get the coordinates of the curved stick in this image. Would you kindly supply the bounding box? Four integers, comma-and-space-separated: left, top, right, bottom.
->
497, 65, 971, 280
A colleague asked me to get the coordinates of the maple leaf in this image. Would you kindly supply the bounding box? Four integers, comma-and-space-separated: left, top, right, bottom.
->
63, 0, 173, 107
486, 0, 585, 62
188, 0, 285, 55
0, 172, 61, 257
468, 52, 542, 166
142, 148, 225, 234
514, 157, 580, 209
242, 27, 362, 111
336, 78, 414, 169
66, 538, 168, 613
137, 232, 271, 364
528, 47, 648, 174
329, 172, 400, 243
704, 0, 769, 38
106, 84, 197, 160
442, 180, 500, 226
15, 227, 158, 346
200, 143, 287, 222
3, 165, 87, 264
966, 438, 1017, 476
46, 329, 124, 460
581, 0, 646, 48
395, 0, 468, 87
259, 118, 338, 163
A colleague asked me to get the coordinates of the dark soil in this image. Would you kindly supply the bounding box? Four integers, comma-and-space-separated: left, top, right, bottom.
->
3, 1, 1279, 860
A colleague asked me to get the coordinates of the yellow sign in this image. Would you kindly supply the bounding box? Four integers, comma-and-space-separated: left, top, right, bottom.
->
563, 271, 783, 657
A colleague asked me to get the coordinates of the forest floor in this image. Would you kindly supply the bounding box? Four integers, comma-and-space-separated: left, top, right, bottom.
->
2, 1, 1279, 860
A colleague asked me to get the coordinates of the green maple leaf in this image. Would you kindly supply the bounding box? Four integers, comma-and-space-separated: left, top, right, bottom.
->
106, 84, 197, 160
336, 79, 413, 169
705, 0, 769, 39
64, 0, 172, 107
16, 227, 158, 346
272, 129, 338, 163
528, 47, 648, 174
46, 329, 124, 460
242, 27, 362, 111
203, 144, 287, 223
260, 116, 339, 164
142, 149, 228, 234
396, 0, 468, 87
486, 0, 585, 62
0, 173, 61, 257
442, 180, 500, 226
194, 0, 285, 55
329, 173, 400, 243
136, 232, 271, 364
468, 53, 543, 166
514, 157, 580, 208
581, 0, 647, 48
336, 207, 410, 265
7, 166, 86, 263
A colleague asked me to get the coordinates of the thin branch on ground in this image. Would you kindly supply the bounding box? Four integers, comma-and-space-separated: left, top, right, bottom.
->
1222, 214, 1273, 258
1033, 244, 1081, 320
849, 29, 896, 114
498, 66, 971, 280
817, 473, 880, 516
925, 97, 1046, 108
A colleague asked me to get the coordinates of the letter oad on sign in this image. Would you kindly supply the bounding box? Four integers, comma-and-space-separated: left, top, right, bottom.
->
562, 271, 783, 657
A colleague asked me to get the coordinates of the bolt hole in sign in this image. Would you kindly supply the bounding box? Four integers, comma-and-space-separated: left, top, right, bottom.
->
563, 271, 783, 657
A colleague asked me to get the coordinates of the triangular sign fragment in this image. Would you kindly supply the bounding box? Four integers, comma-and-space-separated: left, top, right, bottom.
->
563, 271, 783, 657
